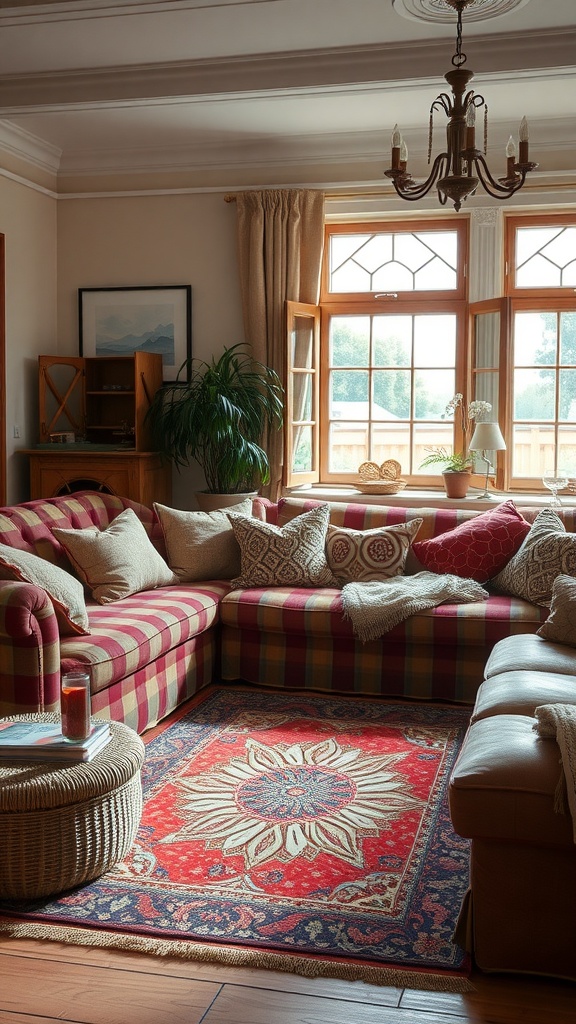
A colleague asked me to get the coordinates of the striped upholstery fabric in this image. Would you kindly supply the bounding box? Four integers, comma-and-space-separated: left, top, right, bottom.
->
220, 587, 547, 704
219, 498, 569, 704
0, 491, 220, 731
0, 491, 166, 569
89, 629, 218, 734
60, 582, 229, 694
0, 581, 61, 715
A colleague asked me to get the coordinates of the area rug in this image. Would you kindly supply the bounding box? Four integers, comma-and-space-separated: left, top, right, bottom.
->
0, 687, 473, 992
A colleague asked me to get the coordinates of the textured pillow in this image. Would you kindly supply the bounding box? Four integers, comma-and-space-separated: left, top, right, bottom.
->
0, 543, 90, 634
228, 504, 338, 589
411, 500, 530, 583
326, 519, 423, 583
154, 499, 252, 582
537, 574, 576, 646
492, 508, 576, 606
53, 507, 176, 604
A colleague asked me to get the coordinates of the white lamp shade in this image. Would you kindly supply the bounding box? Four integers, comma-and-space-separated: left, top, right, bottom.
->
469, 422, 506, 452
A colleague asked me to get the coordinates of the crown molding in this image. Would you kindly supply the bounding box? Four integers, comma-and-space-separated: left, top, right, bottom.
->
54, 114, 576, 177
0, 27, 575, 110
0, 119, 61, 172
0, 0, 270, 25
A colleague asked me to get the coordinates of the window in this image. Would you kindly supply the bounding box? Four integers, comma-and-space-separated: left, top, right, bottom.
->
285, 213, 576, 494
286, 220, 468, 487
505, 214, 576, 487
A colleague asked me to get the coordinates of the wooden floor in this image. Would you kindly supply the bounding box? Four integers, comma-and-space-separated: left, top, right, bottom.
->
0, 937, 574, 1024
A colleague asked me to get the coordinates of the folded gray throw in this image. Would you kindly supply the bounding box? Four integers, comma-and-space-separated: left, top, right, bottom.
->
341, 571, 489, 643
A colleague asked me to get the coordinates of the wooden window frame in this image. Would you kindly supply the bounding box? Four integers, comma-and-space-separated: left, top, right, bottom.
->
503, 213, 576, 490
316, 219, 470, 487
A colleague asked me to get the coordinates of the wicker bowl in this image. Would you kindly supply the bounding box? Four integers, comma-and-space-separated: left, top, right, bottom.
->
356, 479, 407, 495
357, 459, 406, 494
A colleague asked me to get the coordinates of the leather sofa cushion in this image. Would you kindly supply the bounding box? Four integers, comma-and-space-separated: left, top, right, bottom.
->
472, 671, 576, 721
449, 714, 574, 847
485, 633, 576, 679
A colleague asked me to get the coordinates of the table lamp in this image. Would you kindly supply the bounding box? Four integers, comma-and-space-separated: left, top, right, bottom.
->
469, 422, 507, 499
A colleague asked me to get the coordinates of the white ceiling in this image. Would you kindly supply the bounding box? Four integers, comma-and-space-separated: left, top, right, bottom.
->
0, 0, 574, 182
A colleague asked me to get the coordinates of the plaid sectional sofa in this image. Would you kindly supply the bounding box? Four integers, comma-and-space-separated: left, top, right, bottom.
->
0, 490, 568, 732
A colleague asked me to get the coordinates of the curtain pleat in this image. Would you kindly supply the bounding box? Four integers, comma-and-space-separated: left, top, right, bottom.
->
235, 189, 324, 500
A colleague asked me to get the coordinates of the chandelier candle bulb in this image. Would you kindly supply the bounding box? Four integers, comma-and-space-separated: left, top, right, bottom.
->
506, 135, 516, 178
391, 124, 402, 169
61, 671, 91, 742
465, 103, 476, 149
400, 139, 408, 171
519, 115, 529, 163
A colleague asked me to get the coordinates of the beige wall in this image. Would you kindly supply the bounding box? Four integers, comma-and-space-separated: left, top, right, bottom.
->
1, 174, 57, 504
56, 192, 245, 508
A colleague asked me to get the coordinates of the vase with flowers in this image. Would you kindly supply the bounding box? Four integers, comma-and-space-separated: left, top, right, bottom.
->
420, 393, 492, 497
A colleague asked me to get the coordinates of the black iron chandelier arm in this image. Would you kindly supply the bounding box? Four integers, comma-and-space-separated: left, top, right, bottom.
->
472, 152, 527, 198
391, 153, 449, 201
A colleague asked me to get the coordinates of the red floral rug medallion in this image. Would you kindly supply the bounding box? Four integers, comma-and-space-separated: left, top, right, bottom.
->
0, 689, 472, 991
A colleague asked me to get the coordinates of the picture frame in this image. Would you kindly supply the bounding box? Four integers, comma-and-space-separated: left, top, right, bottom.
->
79, 285, 192, 382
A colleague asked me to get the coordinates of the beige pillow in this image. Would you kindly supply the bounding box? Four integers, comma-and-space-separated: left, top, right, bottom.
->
326, 519, 423, 583
0, 543, 90, 635
228, 504, 338, 589
491, 508, 576, 606
154, 499, 252, 582
537, 574, 576, 646
53, 507, 176, 604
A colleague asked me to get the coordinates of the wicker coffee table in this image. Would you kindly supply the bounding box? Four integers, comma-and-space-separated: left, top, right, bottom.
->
0, 714, 145, 900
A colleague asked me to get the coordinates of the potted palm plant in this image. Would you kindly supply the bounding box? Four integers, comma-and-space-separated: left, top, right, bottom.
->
147, 343, 284, 510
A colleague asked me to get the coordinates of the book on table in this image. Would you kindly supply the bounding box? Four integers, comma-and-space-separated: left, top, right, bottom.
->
0, 720, 111, 762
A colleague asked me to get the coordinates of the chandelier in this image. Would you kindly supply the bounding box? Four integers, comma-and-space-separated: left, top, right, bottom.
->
384, 0, 537, 211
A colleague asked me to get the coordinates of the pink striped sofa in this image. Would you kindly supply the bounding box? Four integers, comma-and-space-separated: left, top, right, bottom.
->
0, 490, 567, 733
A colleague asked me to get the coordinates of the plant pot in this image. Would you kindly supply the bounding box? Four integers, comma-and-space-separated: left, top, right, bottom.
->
442, 470, 471, 499
194, 491, 258, 513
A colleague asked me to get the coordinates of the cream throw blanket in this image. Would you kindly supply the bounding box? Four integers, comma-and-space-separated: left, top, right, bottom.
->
534, 703, 576, 841
341, 571, 489, 644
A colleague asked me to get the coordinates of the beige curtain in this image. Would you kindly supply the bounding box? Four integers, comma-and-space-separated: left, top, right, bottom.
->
235, 189, 325, 501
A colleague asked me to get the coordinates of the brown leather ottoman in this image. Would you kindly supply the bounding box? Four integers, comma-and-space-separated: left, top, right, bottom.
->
449, 713, 576, 980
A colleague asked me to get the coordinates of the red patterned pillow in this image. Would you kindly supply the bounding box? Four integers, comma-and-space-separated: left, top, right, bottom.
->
411, 500, 530, 583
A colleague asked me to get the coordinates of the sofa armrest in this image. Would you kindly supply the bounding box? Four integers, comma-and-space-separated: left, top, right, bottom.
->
0, 580, 61, 715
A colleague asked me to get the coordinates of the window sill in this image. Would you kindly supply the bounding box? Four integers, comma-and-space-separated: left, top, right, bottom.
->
286, 485, 568, 512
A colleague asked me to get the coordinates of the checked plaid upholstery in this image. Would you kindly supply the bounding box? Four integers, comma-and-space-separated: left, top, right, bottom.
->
220, 497, 570, 704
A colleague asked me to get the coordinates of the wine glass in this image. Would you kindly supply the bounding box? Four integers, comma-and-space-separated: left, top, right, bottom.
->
542, 468, 569, 508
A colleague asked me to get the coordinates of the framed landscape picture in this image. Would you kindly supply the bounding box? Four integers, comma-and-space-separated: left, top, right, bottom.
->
79, 285, 192, 381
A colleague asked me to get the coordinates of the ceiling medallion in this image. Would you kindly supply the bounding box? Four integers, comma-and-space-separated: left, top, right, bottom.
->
392, 0, 532, 24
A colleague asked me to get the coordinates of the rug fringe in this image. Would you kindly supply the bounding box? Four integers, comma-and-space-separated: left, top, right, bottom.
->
0, 919, 473, 994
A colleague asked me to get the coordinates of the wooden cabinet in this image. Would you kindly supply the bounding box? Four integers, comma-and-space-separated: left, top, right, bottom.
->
39, 352, 163, 449
25, 450, 171, 508
27, 353, 172, 507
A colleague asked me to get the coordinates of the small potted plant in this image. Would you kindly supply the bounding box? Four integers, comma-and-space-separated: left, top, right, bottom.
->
420, 394, 492, 498
147, 343, 284, 510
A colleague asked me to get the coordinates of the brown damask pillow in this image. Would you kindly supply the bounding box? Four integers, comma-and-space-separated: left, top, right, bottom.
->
326, 519, 423, 583
537, 574, 576, 646
491, 508, 576, 606
228, 504, 338, 589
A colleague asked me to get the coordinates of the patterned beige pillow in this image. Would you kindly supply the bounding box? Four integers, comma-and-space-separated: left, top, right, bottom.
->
53, 507, 176, 604
154, 499, 252, 582
0, 543, 90, 634
491, 508, 576, 606
326, 519, 423, 583
228, 504, 338, 589
537, 574, 576, 646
